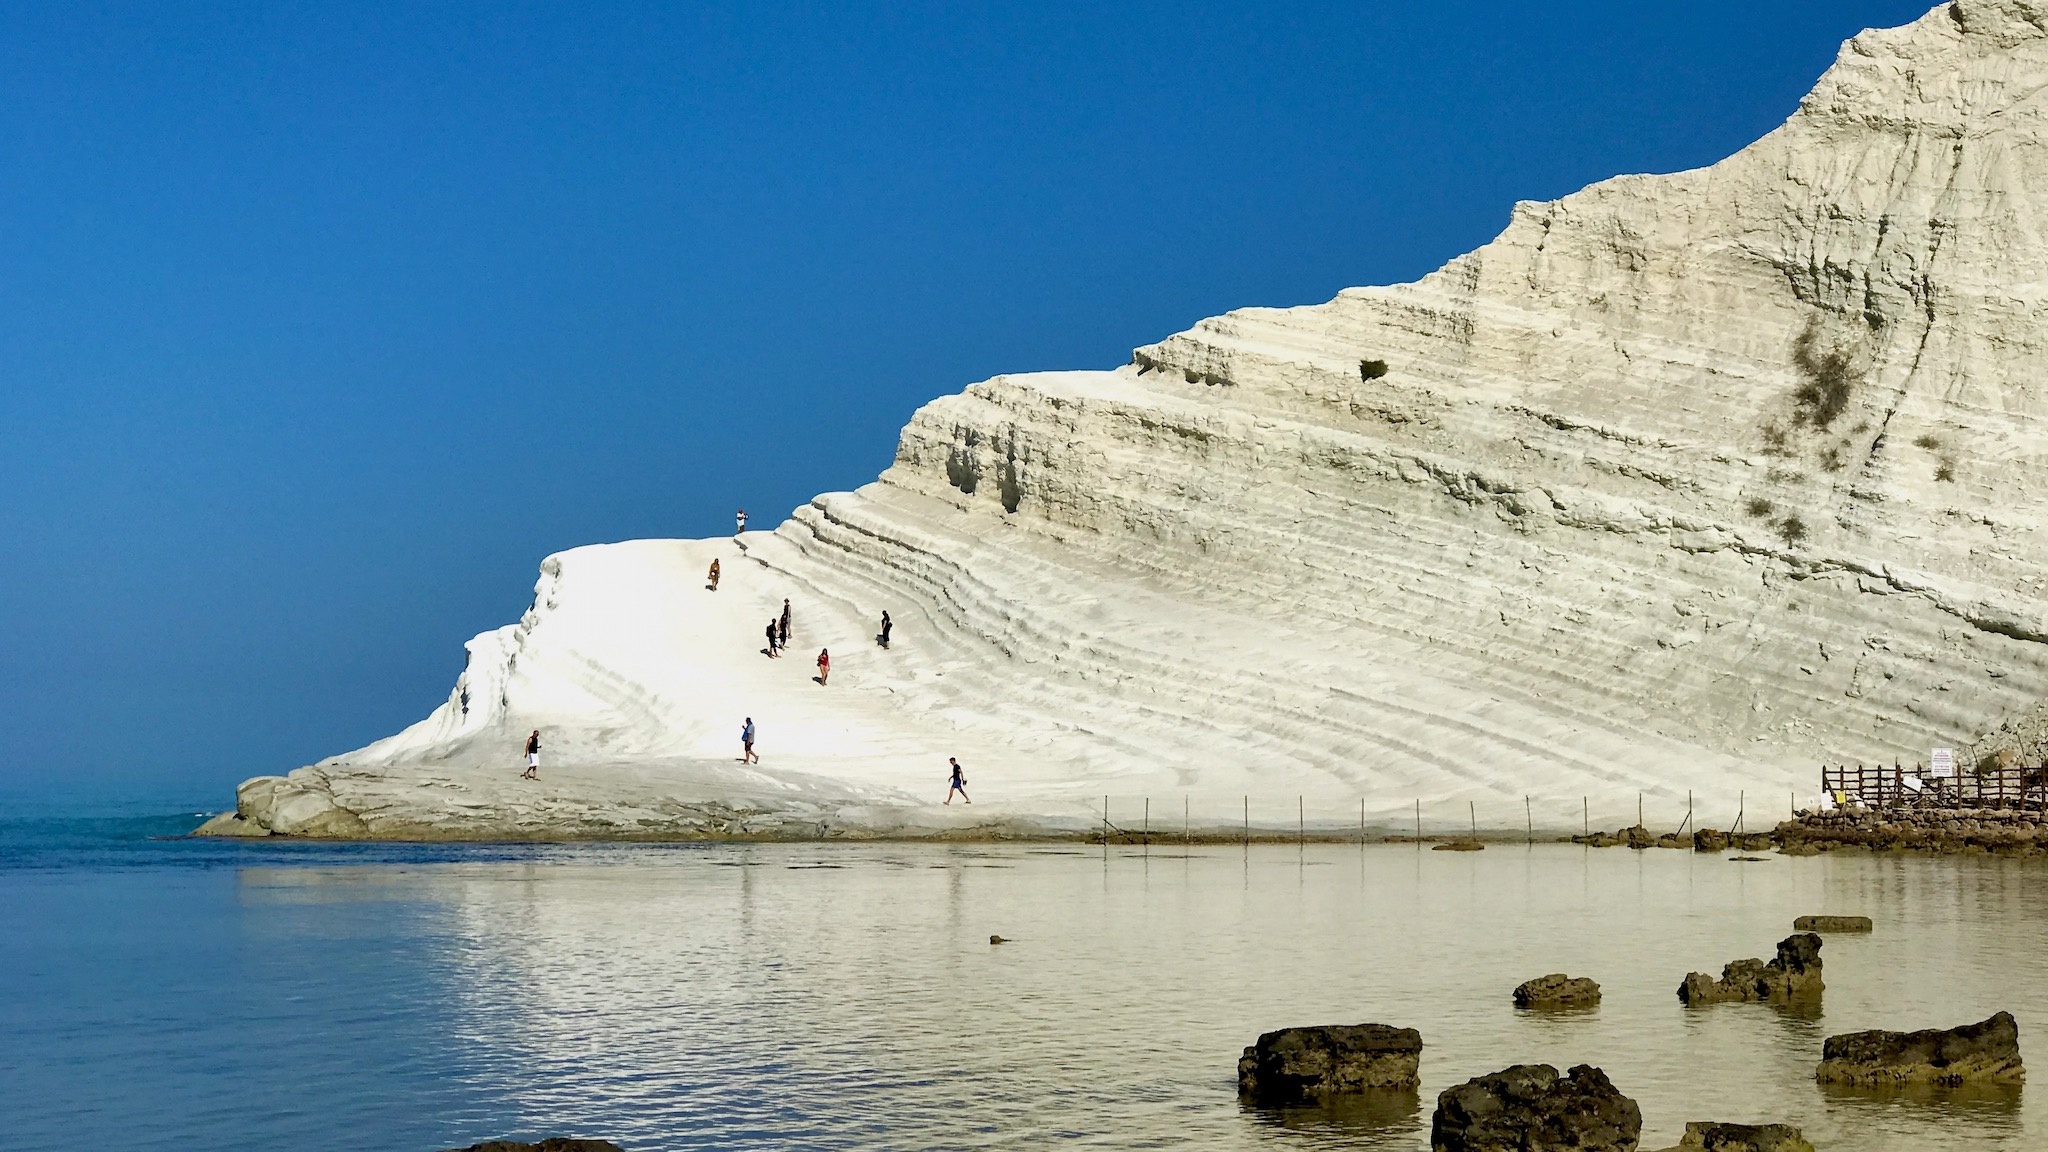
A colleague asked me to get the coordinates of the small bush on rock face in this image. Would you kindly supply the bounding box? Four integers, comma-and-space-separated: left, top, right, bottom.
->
1359, 358, 1389, 381
1935, 460, 1956, 482
1745, 497, 1775, 517
1914, 433, 1942, 450
1778, 515, 1808, 544
1791, 324, 1857, 429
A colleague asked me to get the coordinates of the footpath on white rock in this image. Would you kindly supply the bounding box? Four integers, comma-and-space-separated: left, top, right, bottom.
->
203, 1, 2048, 840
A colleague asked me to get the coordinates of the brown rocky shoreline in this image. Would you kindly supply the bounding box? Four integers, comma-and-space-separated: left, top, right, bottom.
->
1772, 809, 2048, 855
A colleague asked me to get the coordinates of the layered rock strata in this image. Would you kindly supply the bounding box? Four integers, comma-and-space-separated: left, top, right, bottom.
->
1678, 934, 1824, 1005
207, 2, 2048, 839
1815, 1010, 2024, 1085
1430, 1064, 1641, 1152
1236, 1023, 1423, 1104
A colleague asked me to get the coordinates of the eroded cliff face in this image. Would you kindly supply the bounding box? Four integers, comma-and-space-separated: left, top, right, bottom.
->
884, 0, 2048, 770
213, 2, 2048, 838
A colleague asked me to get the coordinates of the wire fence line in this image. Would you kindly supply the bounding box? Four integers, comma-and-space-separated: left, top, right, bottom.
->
1077, 788, 1810, 844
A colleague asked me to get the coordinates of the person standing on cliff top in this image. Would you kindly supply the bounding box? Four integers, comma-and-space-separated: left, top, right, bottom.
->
765, 620, 780, 657
736, 509, 747, 535
522, 730, 541, 780
778, 599, 791, 648
740, 717, 758, 764
816, 648, 830, 685
879, 610, 892, 648
707, 558, 720, 590
944, 757, 969, 804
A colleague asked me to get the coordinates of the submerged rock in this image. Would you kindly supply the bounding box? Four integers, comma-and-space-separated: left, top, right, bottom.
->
1679, 934, 1822, 1005
1513, 974, 1602, 1009
442, 1141, 624, 1152
1655, 1122, 1814, 1152
1237, 1023, 1422, 1104
1430, 1063, 1640, 1152
1792, 915, 1872, 933
1816, 1011, 2024, 1086
450, 1131, 626, 1139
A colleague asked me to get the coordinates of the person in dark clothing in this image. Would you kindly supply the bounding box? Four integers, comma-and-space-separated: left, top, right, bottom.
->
778, 599, 791, 648
765, 620, 780, 657
879, 611, 892, 648
522, 730, 541, 780
944, 757, 969, 804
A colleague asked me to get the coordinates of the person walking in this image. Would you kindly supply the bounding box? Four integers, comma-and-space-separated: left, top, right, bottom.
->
765, 620, 780, 657
740, 717, 758, 764
816, 648, 830, 685
522, 730, 541, 780
736, 509, 747, 535
778, 599, 791, 648
879, 610, 892, 648
944, 757, 970, 804
707, 558, 720, 590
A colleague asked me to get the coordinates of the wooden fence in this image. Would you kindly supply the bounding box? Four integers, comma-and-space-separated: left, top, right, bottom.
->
1821, 762, 2048, 812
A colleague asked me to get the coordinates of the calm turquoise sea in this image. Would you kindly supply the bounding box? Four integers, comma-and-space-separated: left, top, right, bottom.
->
4, 810, 2043, 1150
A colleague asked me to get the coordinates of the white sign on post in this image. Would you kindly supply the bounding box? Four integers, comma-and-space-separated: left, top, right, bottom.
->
1930, 748, 1955, 779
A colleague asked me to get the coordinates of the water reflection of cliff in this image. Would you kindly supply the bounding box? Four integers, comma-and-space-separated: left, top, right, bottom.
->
236, 845, 2046, 1150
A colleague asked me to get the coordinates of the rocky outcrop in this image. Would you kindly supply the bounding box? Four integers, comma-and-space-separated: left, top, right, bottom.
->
1776, 809, 2048, 854
1237, 1023, 1423, 1104
1430, 1064, 1640, 1152
1816, 1011, 2024, 1086
1679, 934, 1823, 1005
1655, 1123, 1814, 1152
1792, 914, 1872, 932
1513, 974, 1602, 1008
1692, 829, 1729, 852
205, 3, 2048, 839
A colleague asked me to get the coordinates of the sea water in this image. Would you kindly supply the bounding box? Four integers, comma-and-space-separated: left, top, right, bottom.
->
3, 813, 2042, 1150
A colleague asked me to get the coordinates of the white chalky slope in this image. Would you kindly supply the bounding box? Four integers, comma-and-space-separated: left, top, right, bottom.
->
211, 1, 2048, 838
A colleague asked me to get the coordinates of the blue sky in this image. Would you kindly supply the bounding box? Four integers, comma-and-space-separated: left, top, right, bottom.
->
0, 1, 1933, 805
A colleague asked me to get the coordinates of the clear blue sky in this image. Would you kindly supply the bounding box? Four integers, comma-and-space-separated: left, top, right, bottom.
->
1, 1, 1932, 806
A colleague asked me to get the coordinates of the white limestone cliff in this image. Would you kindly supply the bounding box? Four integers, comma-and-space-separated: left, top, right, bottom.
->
204, 1, 2048, 839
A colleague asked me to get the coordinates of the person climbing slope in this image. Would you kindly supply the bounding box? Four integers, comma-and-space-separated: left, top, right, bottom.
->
944, 757, 970, 804
816, 648, 830, 686
779, 599, 792, 648
740, 717, 758, 764
707, 558, 720, 590
765, 620, 781, 657
522, 730, 541, 780
879, 610, 892, 648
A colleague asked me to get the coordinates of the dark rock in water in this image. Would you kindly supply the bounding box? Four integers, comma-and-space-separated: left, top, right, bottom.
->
1792, 915, 1871, 933
1655, 832, 1690, 850
450, 1131, 626, 1139
1693, 828, 1730, 852
1513, 973, 1601, 1008
1661, 1121, 1814, 1151
443, 1141, 624, 1152
1432, 840, 1484, 851
1237, 1023, 1422, 1103
989, 934, 1008, 944
1678, 934, 1823, 1005
1730, 832, 1774, 852
1816, 1011, 2024, 1086
1431, 1063, 1640, 1152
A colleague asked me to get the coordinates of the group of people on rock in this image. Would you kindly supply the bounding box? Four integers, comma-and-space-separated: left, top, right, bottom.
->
519, 512, 970, 802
